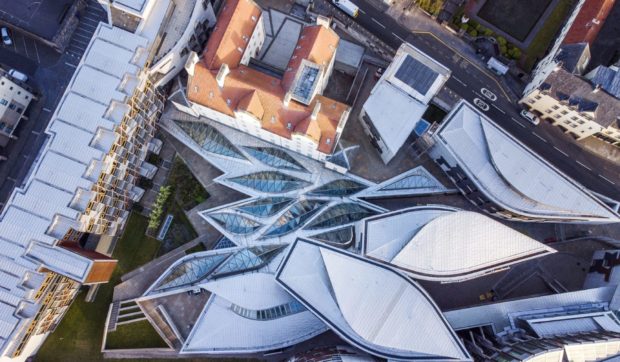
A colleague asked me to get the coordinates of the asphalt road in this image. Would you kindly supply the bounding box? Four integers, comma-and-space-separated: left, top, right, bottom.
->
326, 0, 620, 200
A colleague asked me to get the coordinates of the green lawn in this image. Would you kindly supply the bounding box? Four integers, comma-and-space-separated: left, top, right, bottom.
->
105, 320, 168, 350
523, 0, 576, 71
36, 212, 161, 361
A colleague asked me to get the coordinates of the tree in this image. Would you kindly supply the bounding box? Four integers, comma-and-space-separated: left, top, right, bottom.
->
468, 29, 478, 37
496, 36, 507, 46
482, 28, 494, 37
148, 185, 172, 230
508, 47, 522, 60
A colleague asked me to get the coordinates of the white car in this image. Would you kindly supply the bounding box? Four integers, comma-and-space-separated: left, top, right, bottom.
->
481, 88, 497, 101
8, 69, 27, 82
1, 27, 11, 46
473, 98, 489, 111
520, 109, 540, 125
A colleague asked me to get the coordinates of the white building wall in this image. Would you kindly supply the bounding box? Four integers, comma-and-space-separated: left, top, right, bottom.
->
150, 0, 217, 86
187, 101, 327, 161
524, 0, 586, 95
240, 14, 265, 66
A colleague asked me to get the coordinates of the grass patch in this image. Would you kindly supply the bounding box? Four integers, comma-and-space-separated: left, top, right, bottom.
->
169, 157, 209, 211
105, 320, 168, 350
523, 0, 576, 71
36, 212, 161, 361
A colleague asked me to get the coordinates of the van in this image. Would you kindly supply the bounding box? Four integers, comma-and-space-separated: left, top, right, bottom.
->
332, 0, 359, 18
8, 69, 28, 83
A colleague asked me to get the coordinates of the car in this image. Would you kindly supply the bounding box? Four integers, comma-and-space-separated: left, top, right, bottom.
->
481, 88, 497, 101
1, 27, 11, 46
520, 109, 540, 125
7, 69, 28, 83
473, 98, 489, 111
332, 0, 359, 18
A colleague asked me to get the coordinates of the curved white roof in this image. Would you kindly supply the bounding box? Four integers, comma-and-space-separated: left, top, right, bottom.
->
276, 239, 471, 361
362, 206, 555, 282
182, 272, 327, 354
433, 101, 619, 222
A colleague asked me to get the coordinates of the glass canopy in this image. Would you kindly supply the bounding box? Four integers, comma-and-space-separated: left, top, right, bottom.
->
305, 203, 378, 229
236, 197, 293, 217
262, 200, 325, 237
308, 179, 367, 197
228, 171, 311, 193
209, 213, 262, 235
243, 146, 307, 172
175, 120, 245, 159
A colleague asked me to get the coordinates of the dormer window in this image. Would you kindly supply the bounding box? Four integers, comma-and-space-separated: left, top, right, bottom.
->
226, 98, 232, 106
251, 15, 257, 21
287, 122, 292, 129
270, 116, 276, 123
326, 138, 331, 145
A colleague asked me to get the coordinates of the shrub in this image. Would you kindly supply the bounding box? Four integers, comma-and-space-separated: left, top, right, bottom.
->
460, 23, 469, 31
148, 185, 172, 230
468, 29, 478, 37
482, 28, 494, 37
496, 36, 507, 46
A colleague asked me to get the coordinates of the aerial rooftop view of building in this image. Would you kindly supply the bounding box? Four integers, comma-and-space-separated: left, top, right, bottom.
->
430, 100, 620, 223
0, 74, 34, 148
360, 42, 450, 164
174, 0, 351, 161
521, 66, 620, 146
360, 205, 555, 282
3, 0, 620, 360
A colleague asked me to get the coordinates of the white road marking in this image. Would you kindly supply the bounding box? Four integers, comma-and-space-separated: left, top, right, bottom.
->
42, 108, 52, 112
358, 8, 366, 14
532, 132, 547, 143
491, 104, 505, 114
392, 32, 405, 42
553, 146, 569, 157
510, 117, 526, 128
371, 18, 386, 29
65, 62, 77, 68
33, 41, 40, 63
22, 36, 29, 57
576, 161, 592, 171
599, 175, 616, 185
452, 76, 466, 86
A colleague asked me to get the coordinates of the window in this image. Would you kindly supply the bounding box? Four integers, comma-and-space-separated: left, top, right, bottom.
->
0, 99, 7, 106
534, 95, 542, 100
8, 103, 16, 110
551, 105, 559, 110
561, 110, 568, 115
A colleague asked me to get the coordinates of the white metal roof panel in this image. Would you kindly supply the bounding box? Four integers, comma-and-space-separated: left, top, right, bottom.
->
48, 120, 105, 165
362, 82, 427, 157
182, 295, 326, 353
25, 243, 91, 282
434, 101, 619, 221
83, 38, 139, 78
70, 66, 126, 106
54, 92, 115, 133
276, 239, 471, 361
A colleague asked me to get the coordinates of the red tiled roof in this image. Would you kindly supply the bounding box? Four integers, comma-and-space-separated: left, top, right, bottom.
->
563, 0, 616, 45
188, 0, 349, 154
202, 0, 262, 69
282, 25, 339, 91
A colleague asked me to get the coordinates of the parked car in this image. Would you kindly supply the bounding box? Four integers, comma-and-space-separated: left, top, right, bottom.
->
332, 0, 359, 18
1, 27, 11, 46
520, 109, 540, 125
8, 69, 28, 82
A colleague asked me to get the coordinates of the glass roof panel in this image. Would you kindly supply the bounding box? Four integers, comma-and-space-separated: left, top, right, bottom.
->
305, 203, 378, 230
209, 213, 262, 235
263, 200, 326, 237
380, 169, 442, 191
236, 197, 293, 217
243, 146, 307, 172
211, 245, 286, 278
214, 236, 237, 249
174, 120, 245, 159
152, 253, 230, 293
310, 226, 354, 247
228, 171, 311, 193
308, 179, 367, 197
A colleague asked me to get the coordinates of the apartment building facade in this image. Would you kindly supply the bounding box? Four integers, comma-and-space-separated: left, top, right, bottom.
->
0, 0, 218, 359
520, 67, 620, 146
0, 75, 34, 148
173, 0, 351, 162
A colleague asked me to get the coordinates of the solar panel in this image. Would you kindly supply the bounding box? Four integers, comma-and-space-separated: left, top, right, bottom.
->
394, 55, 439, 95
